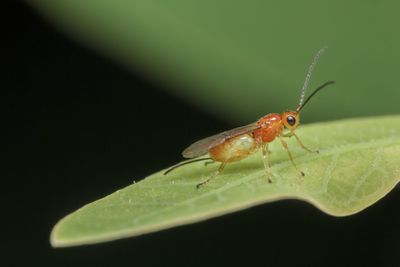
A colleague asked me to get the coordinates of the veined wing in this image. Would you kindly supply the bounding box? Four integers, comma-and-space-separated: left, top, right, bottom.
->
182, 123, 260, 158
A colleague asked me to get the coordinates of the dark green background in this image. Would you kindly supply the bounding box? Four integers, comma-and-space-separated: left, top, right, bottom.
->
5, 1, 399, 266
28, 0, 400, 122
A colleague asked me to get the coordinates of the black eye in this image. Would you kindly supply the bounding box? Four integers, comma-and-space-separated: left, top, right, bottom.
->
287, 116, 296, 126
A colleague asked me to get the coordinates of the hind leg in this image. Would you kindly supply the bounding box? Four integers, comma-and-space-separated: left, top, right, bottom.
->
196, 162, 227, 189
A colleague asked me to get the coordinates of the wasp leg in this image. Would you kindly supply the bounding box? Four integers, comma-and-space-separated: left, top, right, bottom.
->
282, 132, 318, 154
261, 143, 272, 183
282, 132, 294, 138
293, 133, 319, 153
279, 137, 305, 177
196, 162, 227, 189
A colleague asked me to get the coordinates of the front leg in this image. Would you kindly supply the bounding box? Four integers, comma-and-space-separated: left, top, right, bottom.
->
282, 131, 318, 153
282, 131, 294, 138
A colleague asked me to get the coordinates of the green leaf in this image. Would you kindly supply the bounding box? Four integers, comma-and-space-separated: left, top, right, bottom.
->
51, 115, 400, 247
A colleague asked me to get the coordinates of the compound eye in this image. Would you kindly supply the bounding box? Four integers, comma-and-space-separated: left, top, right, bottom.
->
287, 115, 296, 126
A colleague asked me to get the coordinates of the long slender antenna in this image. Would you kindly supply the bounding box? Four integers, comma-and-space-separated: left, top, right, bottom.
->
297, 81, 335, 112
164, 157, 212, 175
297, 46, 328, 109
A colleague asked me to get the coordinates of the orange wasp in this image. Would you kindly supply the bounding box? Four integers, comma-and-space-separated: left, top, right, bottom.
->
165, 47, 335, 188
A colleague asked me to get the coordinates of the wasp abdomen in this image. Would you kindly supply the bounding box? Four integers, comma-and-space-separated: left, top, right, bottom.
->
209, 134, 257, 162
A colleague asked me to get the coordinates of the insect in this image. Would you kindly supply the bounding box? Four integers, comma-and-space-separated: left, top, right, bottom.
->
165, 47, 335, 188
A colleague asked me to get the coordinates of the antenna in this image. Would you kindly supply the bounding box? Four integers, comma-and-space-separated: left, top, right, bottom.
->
297, 46, 328, 110
297, 81, 335, 112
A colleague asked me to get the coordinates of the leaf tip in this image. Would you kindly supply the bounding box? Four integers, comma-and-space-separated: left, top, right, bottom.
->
49, 222, 63, 248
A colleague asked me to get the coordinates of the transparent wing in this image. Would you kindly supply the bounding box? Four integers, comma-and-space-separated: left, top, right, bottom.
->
182, 123, 260, 158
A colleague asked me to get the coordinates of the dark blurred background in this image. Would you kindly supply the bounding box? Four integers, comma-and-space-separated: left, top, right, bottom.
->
5, 1, 400, 266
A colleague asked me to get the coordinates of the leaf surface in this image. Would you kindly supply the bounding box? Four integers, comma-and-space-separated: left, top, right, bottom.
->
51, 115, 400, 247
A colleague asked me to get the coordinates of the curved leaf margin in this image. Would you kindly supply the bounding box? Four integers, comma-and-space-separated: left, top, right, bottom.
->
51, 115, 400, 247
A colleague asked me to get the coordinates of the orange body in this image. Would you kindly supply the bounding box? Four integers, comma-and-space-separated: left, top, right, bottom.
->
253, 113, 284, 143
209, 133, 257, 162
209, 113, 287, 163
169, 47, 334, 188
